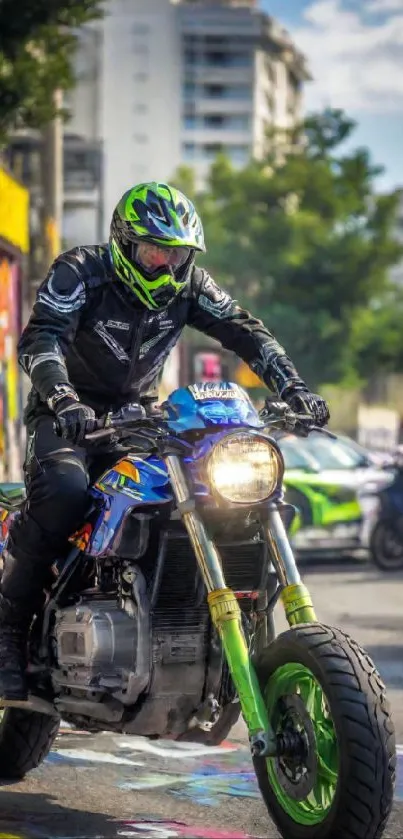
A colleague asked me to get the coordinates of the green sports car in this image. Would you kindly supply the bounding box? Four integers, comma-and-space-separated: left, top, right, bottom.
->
277, 431, 389, 560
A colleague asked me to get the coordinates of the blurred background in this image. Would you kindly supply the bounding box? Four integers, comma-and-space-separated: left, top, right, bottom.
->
1, 0, 403, 488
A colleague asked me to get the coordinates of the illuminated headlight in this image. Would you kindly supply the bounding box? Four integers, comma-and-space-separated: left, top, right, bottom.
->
207, 433, 282, 504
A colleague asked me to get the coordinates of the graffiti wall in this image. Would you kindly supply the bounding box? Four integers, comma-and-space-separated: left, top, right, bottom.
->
0, 255, 22, 480
0, 165, 28, 481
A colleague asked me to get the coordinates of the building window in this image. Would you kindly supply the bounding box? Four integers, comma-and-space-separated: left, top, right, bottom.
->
183, 116, 198, 129
203, 143, 223, 159
227, 85, 251, 100
202, 84, 251, 101
206, 36, 226, 46
226, 115, 250, 130
183, 82, 196, 97
205, 51, 227, 67
184, 50, 197, 65
204, 115, 225, 128
229, 53, 252, 68
182, 143, 196, 161
204, 84, 225, 98
203, 51, 252, 69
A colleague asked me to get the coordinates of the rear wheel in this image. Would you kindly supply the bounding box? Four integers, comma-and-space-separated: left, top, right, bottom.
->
253, 623, 395, 839
0, 707, 60, 779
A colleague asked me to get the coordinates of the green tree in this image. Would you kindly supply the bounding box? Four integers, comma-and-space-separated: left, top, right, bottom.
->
197, 109, 403, 388
171, 165, 198, 202
350, 289, 403, 379
0, 0, 103, 140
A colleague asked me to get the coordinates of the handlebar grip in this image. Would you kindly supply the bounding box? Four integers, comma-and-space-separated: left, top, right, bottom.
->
53, 415, 109, 439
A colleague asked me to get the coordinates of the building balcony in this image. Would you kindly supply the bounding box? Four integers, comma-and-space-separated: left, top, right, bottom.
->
182, 36, 257, 52
182, 127, 252, 144
184, 65, 254, 84
192, 97, 253, 115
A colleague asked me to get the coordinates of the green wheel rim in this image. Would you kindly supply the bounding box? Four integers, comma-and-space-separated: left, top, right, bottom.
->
264, 662, 338, 825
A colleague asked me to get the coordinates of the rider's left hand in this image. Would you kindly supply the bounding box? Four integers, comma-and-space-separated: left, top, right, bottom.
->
282, 387, 330, 427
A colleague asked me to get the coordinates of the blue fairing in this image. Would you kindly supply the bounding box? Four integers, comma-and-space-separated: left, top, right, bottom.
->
163, 381, 264, 433
71, 382, 270, 559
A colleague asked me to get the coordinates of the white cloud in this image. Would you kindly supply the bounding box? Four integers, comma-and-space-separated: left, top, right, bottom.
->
292, 0, 403, 113
367, 0, 403, 12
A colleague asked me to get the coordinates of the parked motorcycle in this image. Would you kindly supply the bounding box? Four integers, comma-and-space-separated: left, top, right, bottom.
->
0, 382, 396, 839
369, 455, 403, 571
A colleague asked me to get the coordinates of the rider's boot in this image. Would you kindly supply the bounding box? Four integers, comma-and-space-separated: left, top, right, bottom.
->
0, 549, 46, 701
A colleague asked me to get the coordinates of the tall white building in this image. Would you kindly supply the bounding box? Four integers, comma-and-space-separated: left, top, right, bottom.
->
64, 0, 182, 245
63, 0, 310, 244
178, 1, 309, 188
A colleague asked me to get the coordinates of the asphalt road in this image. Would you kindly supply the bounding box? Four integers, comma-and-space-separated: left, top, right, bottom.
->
0, 561, 402, 839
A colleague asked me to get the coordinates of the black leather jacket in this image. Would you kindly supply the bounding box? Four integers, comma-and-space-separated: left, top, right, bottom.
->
19, 244, 306, 427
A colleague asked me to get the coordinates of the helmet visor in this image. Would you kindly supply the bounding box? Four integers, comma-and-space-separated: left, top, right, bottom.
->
136, 241, 191, 274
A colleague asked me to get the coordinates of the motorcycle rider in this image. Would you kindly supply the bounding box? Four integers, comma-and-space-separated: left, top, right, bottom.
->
0, 181, 330, 701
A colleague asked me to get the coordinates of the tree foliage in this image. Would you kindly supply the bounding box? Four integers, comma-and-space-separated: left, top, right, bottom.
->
173, 109, 403, 389
0, 0, 103, 140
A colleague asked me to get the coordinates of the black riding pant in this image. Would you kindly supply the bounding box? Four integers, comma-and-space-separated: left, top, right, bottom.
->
3, 416, 114, 606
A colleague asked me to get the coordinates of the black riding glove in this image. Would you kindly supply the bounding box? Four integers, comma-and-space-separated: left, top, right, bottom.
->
48, 385, 97, 444
282, 386, 330, 428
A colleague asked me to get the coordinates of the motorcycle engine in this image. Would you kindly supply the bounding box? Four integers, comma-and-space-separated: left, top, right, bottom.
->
52, 567, 151, 709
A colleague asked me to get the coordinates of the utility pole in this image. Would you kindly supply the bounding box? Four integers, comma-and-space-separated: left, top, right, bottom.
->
39, 89, 63, 285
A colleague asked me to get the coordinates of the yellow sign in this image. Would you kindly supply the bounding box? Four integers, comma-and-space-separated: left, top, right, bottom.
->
0, 167, 29, 254
46, 216, 60, 261
235, 360, 264, 389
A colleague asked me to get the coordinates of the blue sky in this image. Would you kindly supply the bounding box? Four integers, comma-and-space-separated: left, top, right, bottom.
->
261, 0, 403, 192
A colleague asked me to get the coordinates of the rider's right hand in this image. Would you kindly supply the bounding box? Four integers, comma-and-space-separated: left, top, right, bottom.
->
48, 385, 97, 444
55, 400, 97, 444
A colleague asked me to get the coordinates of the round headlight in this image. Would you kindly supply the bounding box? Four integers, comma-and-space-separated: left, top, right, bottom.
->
207, 432, 282, 504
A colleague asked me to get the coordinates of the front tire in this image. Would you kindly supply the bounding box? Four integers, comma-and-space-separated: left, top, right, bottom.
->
0, 707, 60, 780
253, 623, 395, 839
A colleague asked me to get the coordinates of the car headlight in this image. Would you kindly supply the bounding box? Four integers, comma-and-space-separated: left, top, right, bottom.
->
207, 432, 283, 504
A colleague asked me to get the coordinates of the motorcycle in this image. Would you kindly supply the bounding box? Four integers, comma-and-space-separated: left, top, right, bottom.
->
0, 382, 396, 839
369, 455, 403, 571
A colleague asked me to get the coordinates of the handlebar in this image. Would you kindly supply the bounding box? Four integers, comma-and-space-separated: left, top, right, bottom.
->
54, 399, 334, 445
259, 399, 336, 439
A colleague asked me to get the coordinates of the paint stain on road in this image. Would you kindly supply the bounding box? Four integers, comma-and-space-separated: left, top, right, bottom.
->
0, 734, 401, 838
45, 729, 403, 807
116, 819, 255, 837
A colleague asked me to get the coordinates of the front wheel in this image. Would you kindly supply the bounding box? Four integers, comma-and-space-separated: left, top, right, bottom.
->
253, 623, 395, 839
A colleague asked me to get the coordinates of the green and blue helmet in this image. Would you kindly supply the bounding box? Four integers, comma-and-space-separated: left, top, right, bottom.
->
109, 182, 205, 309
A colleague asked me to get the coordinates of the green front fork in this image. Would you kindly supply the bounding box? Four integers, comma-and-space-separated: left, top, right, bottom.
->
164, 455, 318, 758
208, 580, 317, 756
208, 587, 273, 754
